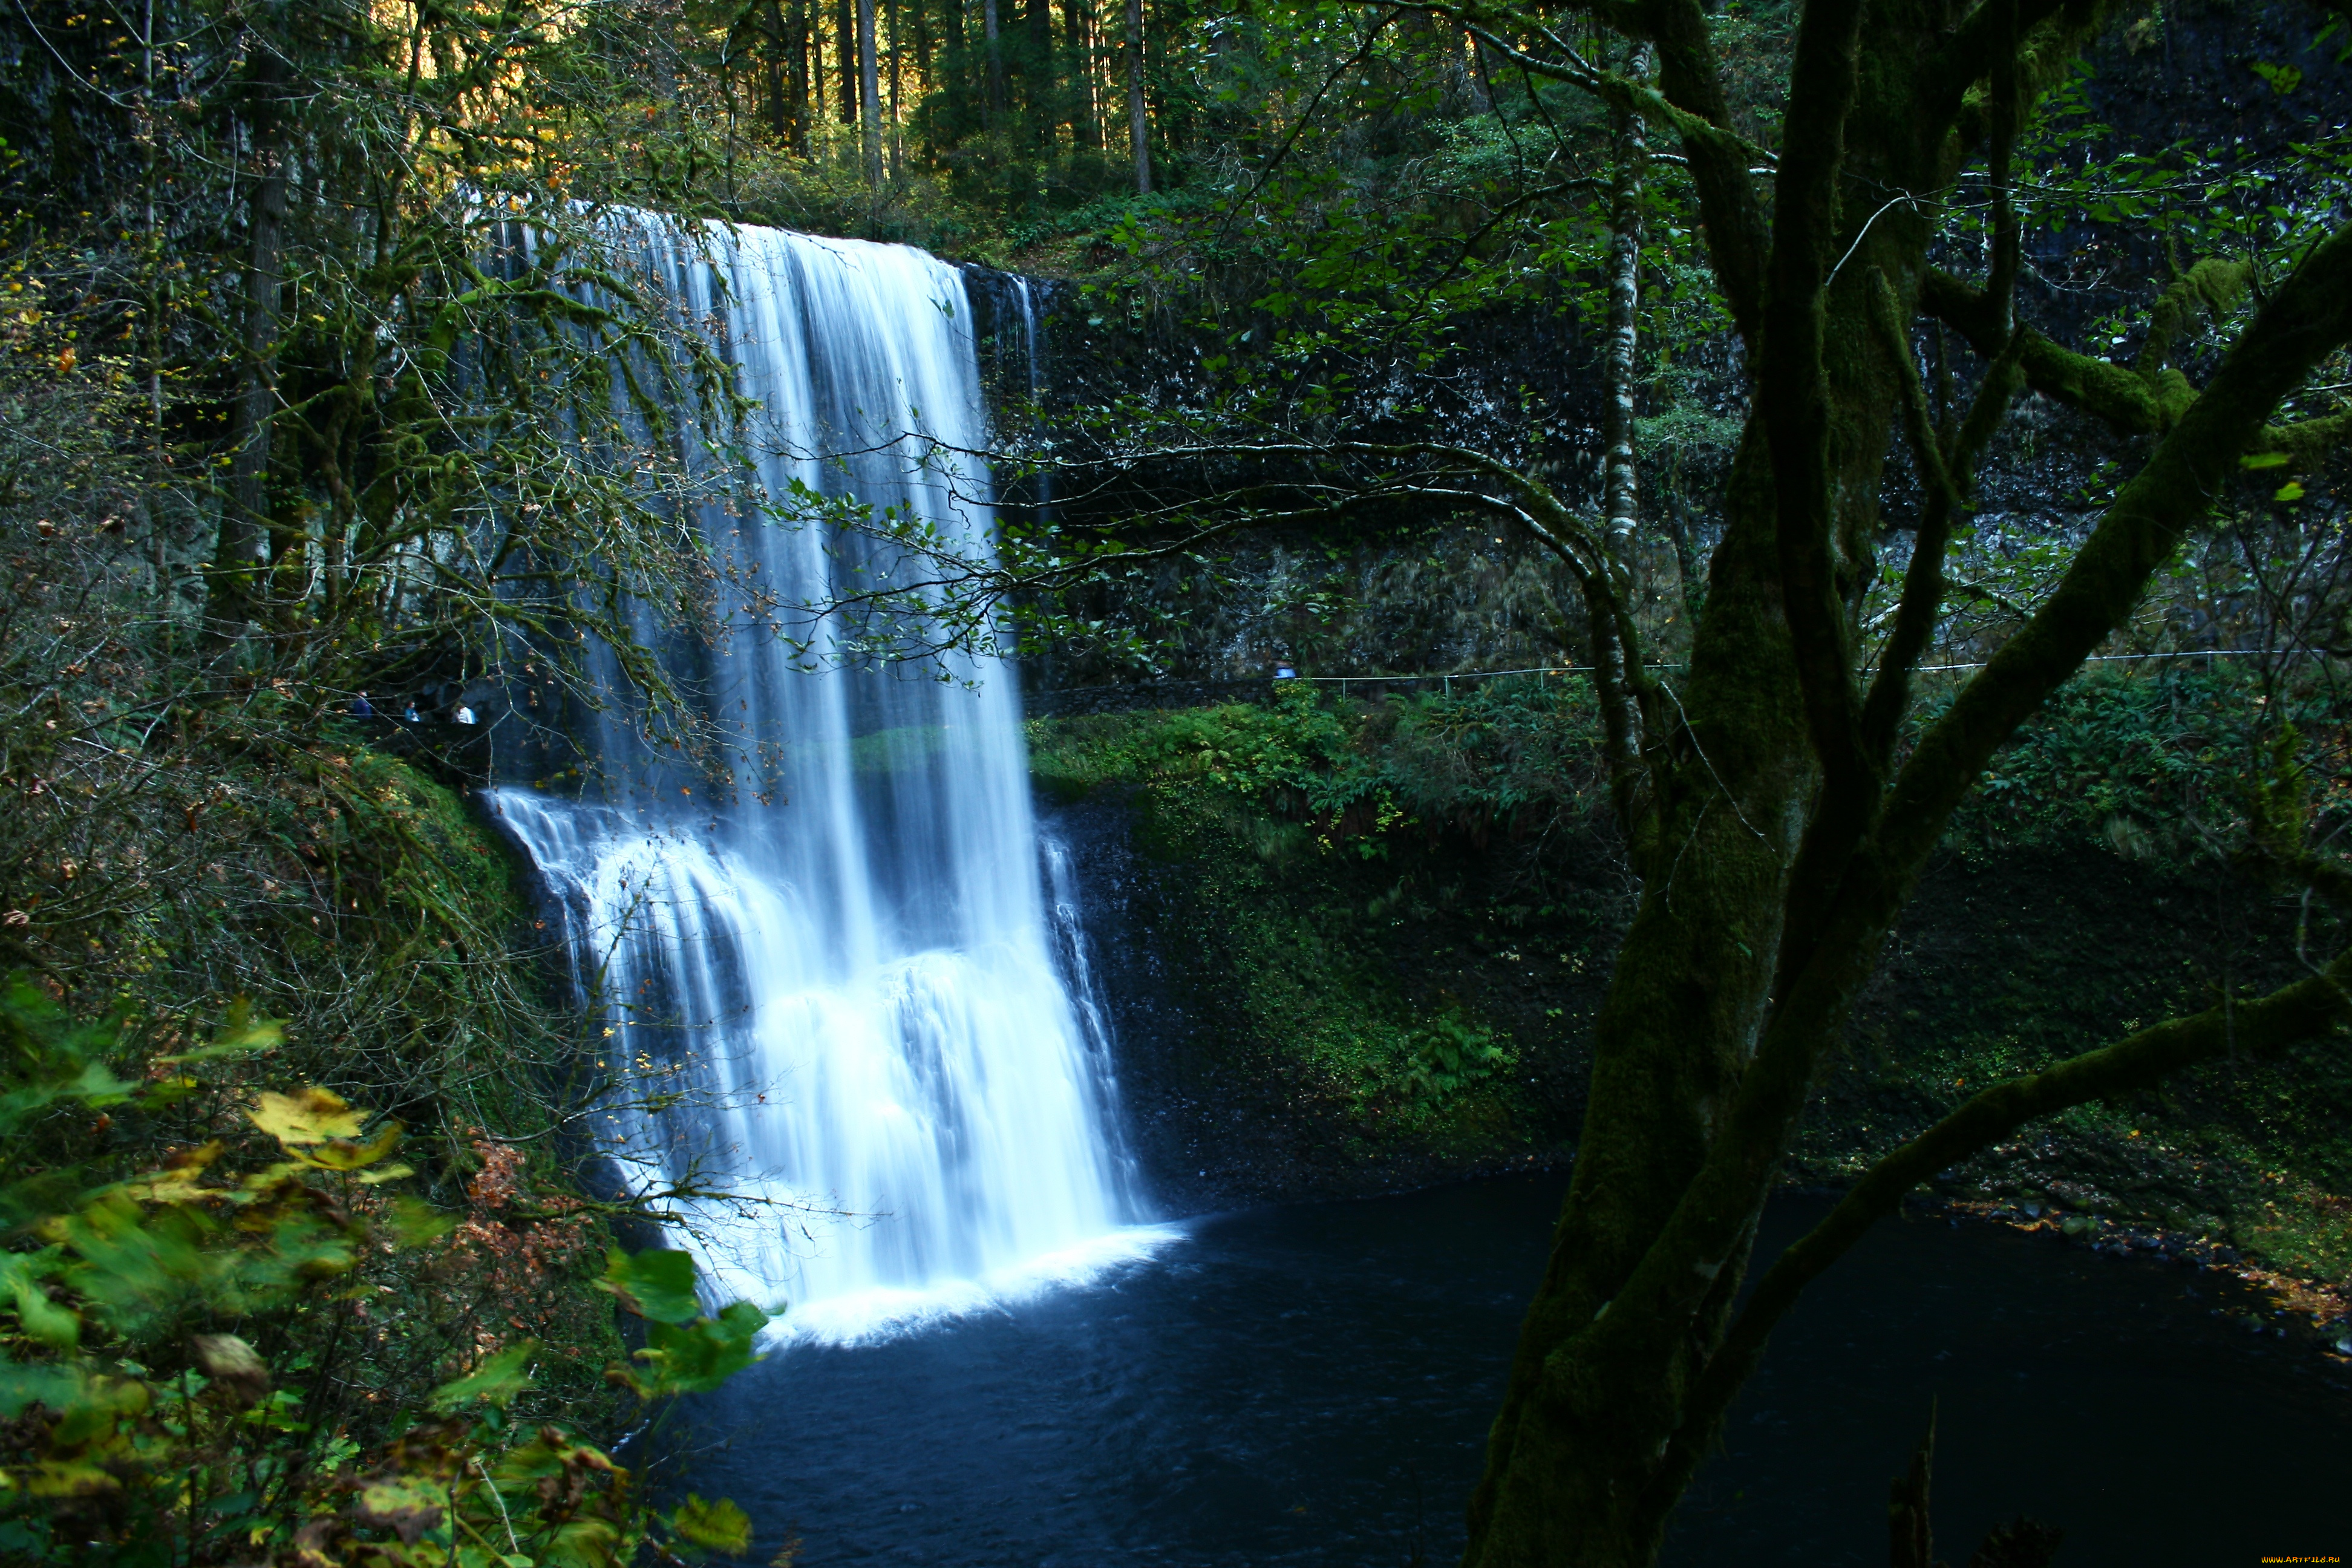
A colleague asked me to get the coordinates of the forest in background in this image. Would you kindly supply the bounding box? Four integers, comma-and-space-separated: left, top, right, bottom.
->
2, 0, 2351, 1561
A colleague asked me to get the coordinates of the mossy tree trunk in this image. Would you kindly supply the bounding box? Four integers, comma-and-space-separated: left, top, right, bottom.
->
1419, 0, 2352, 1562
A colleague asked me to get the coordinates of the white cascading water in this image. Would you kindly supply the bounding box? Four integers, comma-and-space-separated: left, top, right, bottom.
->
489, 221, 1161, 1341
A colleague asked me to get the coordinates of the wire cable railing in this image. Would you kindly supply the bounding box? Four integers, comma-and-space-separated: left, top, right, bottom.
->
1029, 647, 2319, 716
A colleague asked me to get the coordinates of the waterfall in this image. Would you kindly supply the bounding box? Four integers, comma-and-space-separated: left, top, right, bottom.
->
489, 222, 1162, 1341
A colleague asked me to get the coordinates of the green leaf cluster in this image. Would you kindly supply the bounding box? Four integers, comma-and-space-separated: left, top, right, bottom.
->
1031, 676, 1607, 857
0, 984, 766, 1568
1941, 667, 2351, 870
1405, 1009, 1516, 1103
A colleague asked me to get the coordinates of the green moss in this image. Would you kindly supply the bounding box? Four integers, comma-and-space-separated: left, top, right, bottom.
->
1044, 670, 2352, 1281
1035, 681, 1619, 1166
1142, 777, 1472, 1123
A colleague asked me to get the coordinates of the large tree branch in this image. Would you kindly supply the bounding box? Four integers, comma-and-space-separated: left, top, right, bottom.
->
1860, 277, 2026, 765
1332, 441, 1666, 775
1861, 275, 1965, 767
1435, 15, 1763, 166
1641, 0, 1769, 345
1923, 0, 2096, 128
1432, 0, 1771, 343
1921, 267, 2187, 434
926, 436, 1658, 787
2133, 258, 2253, 379
1229, 435, 1671, 826
2250, 406, 2352, 471
1882, 224, 2352, 878
1437, 0, 1655, 42
1728, 226, 2352, 1203
1930, 258, 2349, 460
1655, 942, 2352, 1509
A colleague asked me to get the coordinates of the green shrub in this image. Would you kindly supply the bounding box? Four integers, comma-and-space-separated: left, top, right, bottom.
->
1938, 664, 2351, 868
0, 979, 763, 1568
1031, 675, 1607, 855
1406, 1010, 1515, 1102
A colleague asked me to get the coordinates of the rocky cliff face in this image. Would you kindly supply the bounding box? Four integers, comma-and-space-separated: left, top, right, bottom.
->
980, 0, 2350, 693
1042, 783, 1606, 1215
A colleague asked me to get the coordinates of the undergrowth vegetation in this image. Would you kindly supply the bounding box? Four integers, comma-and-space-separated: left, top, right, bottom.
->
0, 218, 771, 1561
1038, 664, 2352, 1281
1033, 676, 1609, 855
1943, 664, 2352, 870
1036, 677, 1610, 1129
1039, 661, 2350, 877
0, 982, 766, 1566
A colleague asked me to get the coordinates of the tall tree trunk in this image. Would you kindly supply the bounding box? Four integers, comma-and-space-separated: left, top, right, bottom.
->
809, 0, 827, 124
204, 139, 290, 653
765, 0, 791, 141
1026, 0, 1054, 146
1592, 56, 1650, 809
1460, 421, 1811, 1568
886, 0, 903, 171
982, 0, 1005, 125
858, 0, 884, 183
837, 0, 857, 124
1599, 80, 1645, 565
1123, 0, 1149, 193
926, 0, 954, 151
790, 0, 812, 153
1459, 8, 1949, 1561
1428, 10, 2352, 1561
1063, 0, 1097, 148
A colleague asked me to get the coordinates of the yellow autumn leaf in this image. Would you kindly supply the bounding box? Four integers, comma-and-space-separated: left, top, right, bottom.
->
301, 1122, 403, 1172
250, 1088, 365, 1147
123, 1168, 218, 1204
356, 1475, 449, 1544
121, 1141, 229, 1205
237, 1160, 314, 1197
26, 1459, 115, 1497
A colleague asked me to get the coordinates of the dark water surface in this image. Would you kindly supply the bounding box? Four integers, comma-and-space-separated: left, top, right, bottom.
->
678, 1175, 2351, 1565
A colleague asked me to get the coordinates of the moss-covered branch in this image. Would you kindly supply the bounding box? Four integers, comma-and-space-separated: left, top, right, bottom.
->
1886, 223, 2352, 880
2134, 258, 2253, 379
1426, 0, 1774, 343
1757, 0, 1873, 799
2250, 406, 2352, 471
1922, 267, 2183, 433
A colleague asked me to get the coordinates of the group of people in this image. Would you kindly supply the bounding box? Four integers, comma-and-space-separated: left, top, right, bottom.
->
348, 691, 477, 725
